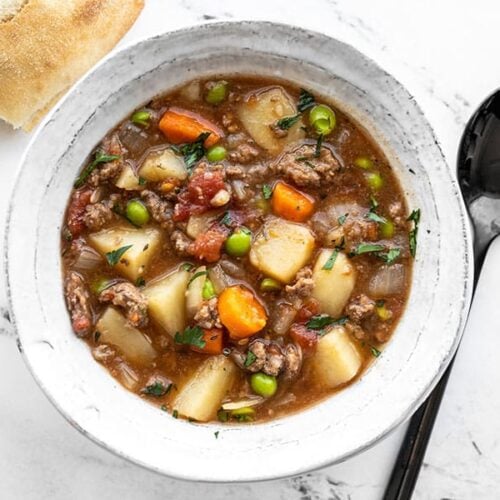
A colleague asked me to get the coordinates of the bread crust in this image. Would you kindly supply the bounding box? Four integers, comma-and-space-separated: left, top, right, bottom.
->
0, 0, 144, 130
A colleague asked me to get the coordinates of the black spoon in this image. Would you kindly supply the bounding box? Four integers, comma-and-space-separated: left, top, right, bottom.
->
385, 89, 500, 500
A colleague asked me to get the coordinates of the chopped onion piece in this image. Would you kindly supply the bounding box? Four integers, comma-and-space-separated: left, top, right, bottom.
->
115, 362, 139, 390
369, 264, 406, 297
231, 180, 247, 202
208, 264, 235, 294
221, 398, 264, 411
73, 245, 102, 272
271, 301, 297, 335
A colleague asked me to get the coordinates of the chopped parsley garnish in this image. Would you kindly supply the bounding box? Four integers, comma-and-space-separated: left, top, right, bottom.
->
378, 248, 402, 265
105, 245, 133, 266
314, 134, 323, 158
181, 262, 195, 271
306, 314, 348, 333
322, 248, 340, 270
188, 270, 208, 285
172, 132, 210, 169
138, 176, 147, 186
370, 345, 381, 357
408, 209, 421, 257
262, 184, 273, 200
142, 381, 172, 397
338, 214, 348, 225
244, 351, 257, 367
297, 88, 315, 112
174, 325, 206, 349
275, 114, 301, 130
74, 150, 120, 188
350, 243, 385, 256
369, 196, 379, 211
135, 277, 146, 287
172, 409, 179, 418
366, 211, 387, 224
219, 211, 232, 227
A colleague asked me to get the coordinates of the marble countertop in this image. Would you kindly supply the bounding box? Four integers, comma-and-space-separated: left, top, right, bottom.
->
1, 1, 499, 498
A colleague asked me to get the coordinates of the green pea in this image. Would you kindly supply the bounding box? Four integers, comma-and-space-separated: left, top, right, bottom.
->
250, 373, 278, 398
131, 110, 150, 127
354, 156, 373, 169
376, 304, 392, 321
366, 172, 384, 191
205, 81, 228, 105
225, 227, 252, 257
309, 104, 336, 135
202, 278, 216, 300
231, 407, 255, 421
380, 219, 395, 239
91, 277, 112, 295
260, 278, 282, 292
206, 145, 227, 163
126, 199, 150, 226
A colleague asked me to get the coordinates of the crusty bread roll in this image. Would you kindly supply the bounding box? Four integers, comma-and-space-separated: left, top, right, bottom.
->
0, 0, 144, 131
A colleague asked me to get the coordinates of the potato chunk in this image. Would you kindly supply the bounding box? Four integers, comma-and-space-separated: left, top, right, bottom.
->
238, 87, 305, 154
115, 164, 141, 190
96, 307, 156, 366
143, 269, 190, 336
312, 249, 356, 317
173, 356, 237, 422
249, 218, 315, 283
312, 326, 362, 388
186, 210, 222, 239
88, 227, 162, 281
139, 147, 187, 182
185, 266, 206, 319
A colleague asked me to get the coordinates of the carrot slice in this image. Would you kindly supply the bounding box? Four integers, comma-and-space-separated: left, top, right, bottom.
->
159, 107, 223, 147
218, 286, 267, 339
271, 181, 315, 222
191, 328, 224, 355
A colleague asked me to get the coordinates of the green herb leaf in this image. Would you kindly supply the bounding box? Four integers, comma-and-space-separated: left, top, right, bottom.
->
105, 245, 133, 266
138, 176, 147, 186
369, 196, 379, 211
306, 314, 348, 331
297, 88, 315, 112
370, 345, 381, 357
219, 211, 232, 227
142, 381, 172, 397
408, 209, 421, 258
172, 409, 179, 418
188, 270, 208, 286
275, 114, 300, 130
338, 214, 348, 225
314, 134, 323, 158
366, 211, 387, 224
350, 243, 385, 256
322, 248, 340, 270
131, 110, 151, 127
175, 132, 211, 169
244, 351, 257, 367
181, 262, 195, 271
135, 277, 146, 287
174, 325, 206, 349
262, 184, 273, 200
74, 150, 120, 188
378, 248, 401, 265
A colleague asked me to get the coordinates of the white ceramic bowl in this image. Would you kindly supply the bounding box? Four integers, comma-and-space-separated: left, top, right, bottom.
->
6, 22, 473, 482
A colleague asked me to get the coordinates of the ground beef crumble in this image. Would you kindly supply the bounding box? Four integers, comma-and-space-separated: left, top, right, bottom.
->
99, 282, 148, 327
65, 271, 93, 337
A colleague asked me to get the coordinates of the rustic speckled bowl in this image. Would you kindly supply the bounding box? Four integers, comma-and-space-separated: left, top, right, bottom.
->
6, 22, 473, 482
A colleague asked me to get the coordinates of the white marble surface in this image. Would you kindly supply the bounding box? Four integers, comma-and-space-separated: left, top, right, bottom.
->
1, 0, 499, 498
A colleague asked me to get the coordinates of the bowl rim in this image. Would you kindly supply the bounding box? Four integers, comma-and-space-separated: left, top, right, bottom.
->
5, 20, 474, 482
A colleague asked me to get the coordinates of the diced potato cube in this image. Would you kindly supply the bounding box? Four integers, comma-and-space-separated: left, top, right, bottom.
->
115, 164, 141, 190
185, 266, 206, 319
143, 269, 190, 336
249, 218, 315, 283
186, 210, 222, 239
88, 226, 162, 281
312, 249, 356, 317
312, 326, 362, 388
139, 147, 187, 182
238, 86, 305, 154
173, 356, 237, 422
96, 307, 156, 366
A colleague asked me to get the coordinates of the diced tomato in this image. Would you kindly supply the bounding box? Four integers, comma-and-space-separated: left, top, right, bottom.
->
66, 188, 92, 237
191, 328, 224, 355
295, 298, 321, 323
289, 324, 318, 353
174, 170, 226, 221
190, 225, 228, 262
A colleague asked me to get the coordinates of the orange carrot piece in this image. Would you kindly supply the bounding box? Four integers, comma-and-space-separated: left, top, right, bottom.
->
159, 107, 223, 147
218, 286, 267, 339
271, 181, 315, 222
191, 328, 224, 355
